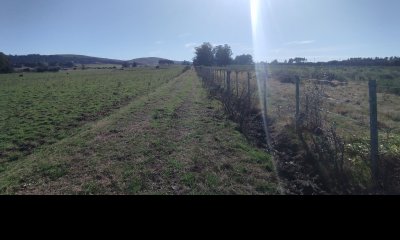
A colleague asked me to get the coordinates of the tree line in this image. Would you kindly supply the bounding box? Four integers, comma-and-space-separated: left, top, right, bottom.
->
122, 62, 138, 68
0, 52, 13, 73
193, 42, 254, 66
7, 54, 123, 68
270, 57, 400, 66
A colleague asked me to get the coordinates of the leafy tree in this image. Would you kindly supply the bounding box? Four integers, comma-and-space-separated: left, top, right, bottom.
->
193, 42, 214, 66
293, 57, 307, 64
0, 52, 13, 73
213, 44, 233, 66
234, 54, 254, 65
270, 59, 279, 65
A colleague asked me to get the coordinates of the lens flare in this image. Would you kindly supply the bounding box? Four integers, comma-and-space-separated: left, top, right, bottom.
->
250, 0, 283, 193
250, 0, 268, 138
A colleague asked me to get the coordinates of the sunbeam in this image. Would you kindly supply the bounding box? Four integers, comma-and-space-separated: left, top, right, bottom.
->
250, 0, 284, 194
250, 0, 269, 142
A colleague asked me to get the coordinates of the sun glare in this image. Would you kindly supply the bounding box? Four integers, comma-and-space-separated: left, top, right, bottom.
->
250, 0, 260, 32
250, 0, 270, 145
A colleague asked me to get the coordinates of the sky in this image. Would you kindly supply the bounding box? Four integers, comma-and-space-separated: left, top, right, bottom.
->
1, 0, 399, 62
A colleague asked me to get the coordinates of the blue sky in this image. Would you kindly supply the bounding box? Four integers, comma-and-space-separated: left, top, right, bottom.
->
1, 0, 399, 62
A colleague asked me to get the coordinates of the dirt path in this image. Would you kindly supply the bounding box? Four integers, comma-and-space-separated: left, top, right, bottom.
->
1, 70, 279, 195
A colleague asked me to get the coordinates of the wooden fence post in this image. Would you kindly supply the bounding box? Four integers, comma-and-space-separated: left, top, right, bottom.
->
227, 71, 231, 94
369, 80, 379, 187
223, 70, 226, 89
263, 73, 268, 117
262, 71, 271, 149
212, 69, 215, 84
219, 70, 221, 88
296, 76, 300, 128
236, 71, 239, 97
247, 72, 251, 104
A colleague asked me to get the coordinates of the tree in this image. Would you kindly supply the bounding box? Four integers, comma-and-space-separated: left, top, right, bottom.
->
234, 54, 254, 65
270, 59, 279, 65
213, 44, 233, 66
122, 62, 130, 68
293, 57, 307, 64
0, 52, 13, 73
193, 42, 214, 66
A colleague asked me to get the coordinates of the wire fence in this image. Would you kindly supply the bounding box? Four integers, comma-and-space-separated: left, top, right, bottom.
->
196, 65, 400, 186
195, 66, 400, 138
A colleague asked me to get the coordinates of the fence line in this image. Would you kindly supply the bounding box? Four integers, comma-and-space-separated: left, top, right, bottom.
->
196, 66, 271, 149
196, 66, 399, 187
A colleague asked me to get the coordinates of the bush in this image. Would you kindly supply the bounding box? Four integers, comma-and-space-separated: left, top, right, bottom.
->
297, 80, 351, 193
0, 52, 13, 73
274, 71, 297, 84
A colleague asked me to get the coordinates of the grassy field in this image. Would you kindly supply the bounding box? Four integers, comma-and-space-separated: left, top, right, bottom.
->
0, 68, 279, 194
3, 63, 398, 194
0, 67, 184, 162
265, 65, 400, 143
267, 65, 400, 95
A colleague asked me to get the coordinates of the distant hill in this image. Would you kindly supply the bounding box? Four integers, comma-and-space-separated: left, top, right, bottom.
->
8, 54, 124, 67
7, 54, 184, 67
130, 57, 182, 66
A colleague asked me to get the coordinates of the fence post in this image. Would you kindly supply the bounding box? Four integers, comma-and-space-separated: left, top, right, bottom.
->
220, 70, 222, 88
214, 69, 217, 85
236, 71, 239, 97
263, 73, 268, 117
296, 76, 300, 128
262, 71, 271, 149
227, 71, 231, 94
223, 70, 226, 89
247, 72, 251, 104
369, 79, 379, 187
212, 69, 215, 84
